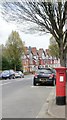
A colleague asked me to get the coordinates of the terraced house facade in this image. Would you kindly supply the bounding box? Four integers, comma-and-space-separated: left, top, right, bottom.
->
22, 47, 60, 72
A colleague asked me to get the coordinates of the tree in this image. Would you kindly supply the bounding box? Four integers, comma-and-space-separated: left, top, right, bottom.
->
0, 44, 10, 70
2, 56, 10, 70
0, 44, 2, 70
0, 0, 67, 66
5, 31, 25, 71
49, 36, 59, 59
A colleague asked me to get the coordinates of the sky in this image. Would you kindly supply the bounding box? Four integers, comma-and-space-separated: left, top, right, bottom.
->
0, 15, 51, 51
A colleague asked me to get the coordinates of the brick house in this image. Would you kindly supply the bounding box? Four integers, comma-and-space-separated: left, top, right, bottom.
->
22, 47, 60, 72
37, 48, 46, 67
22, 47, 30, 72
22, 47, 37, 72
45, 49, 60, 67
31, 47, 38, 71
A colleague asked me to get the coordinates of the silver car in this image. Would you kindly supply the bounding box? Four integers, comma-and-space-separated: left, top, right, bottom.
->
15, 71, 24, 78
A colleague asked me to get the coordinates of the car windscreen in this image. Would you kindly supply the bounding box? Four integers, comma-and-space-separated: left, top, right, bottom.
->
18, 71, 22, 74
51, 69, 56, 74
37, 69, 52, 74
2, 70, 9, 74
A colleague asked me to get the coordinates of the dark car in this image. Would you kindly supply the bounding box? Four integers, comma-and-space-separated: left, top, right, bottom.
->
0, 70, 15, 79
33, 68, 56, 86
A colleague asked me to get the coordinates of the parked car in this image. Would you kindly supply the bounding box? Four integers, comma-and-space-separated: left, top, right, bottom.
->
33, 67, 56, 86
0, 70, 15, 79
15, 71, 24, 78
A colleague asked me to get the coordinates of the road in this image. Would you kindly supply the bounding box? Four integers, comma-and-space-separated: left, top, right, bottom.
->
0, 75, 55, 118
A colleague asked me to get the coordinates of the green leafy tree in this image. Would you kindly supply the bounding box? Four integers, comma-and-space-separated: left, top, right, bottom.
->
2, 56, 10, 70
0, 44, 2, 70
5, 31, 25, 71
0, 0, 67, 66
49, 36, 59, 59
0, 44, 10, 70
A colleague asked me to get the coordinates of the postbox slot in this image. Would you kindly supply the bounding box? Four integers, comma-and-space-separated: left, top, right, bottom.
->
59, 73, 64, 74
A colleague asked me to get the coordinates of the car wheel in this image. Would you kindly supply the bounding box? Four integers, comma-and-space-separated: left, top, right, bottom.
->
13, 75, 15, 79
52, 79, 55, 86
33, 79, 36, 86
23, 76, 24, 78
9, 75, 15, 79
9, 76, 12, 79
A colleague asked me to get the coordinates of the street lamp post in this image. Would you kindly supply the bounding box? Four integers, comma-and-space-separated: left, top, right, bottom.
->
29, 46, 32, 72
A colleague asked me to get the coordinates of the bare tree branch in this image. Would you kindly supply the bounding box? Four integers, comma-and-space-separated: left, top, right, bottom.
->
0, 0, 67, 66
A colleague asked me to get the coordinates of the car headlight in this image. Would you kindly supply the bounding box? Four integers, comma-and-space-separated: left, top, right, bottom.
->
49, 74, 54, 79
34, 73, 38, 78
6, 74, 9, 77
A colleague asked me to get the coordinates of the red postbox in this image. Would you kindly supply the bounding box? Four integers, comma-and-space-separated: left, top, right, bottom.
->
55, 67, 67, 105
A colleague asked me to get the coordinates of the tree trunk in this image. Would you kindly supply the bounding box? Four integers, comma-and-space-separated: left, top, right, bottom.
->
60, 52, 65, 67
14, 65, 16, 71
64, 49, 67, 67
59, 38, 65, 67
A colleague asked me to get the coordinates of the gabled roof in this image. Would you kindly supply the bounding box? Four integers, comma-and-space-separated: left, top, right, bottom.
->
25, 47, 29, 55
38, 48, 45, 58
45, 49, 50, 55
31, 47, 37, 56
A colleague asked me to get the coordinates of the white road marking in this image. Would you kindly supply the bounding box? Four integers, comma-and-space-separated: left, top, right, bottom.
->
14, 79, 24, 81
0, 82, 12, 86
31, 86, 39, 88
0, 78, 29, 86
14, 78, 30, 81
46, 86, 55, 89
0, 77, 32, 86
26, 78, 31, 80
0, 79, 24, 85
31, 85, 55, 88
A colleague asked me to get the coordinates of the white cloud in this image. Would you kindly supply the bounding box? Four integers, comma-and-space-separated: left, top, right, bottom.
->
0, 16, 51, 50
19, 32, 51, 50
0, 16, 17, 45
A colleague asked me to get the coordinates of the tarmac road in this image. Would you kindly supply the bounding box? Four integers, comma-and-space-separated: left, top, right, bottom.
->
0, 75, 55, 118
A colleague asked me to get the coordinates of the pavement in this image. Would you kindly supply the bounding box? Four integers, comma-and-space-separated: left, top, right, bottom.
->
47, 86, 66, 118
37, 85, 67, 118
